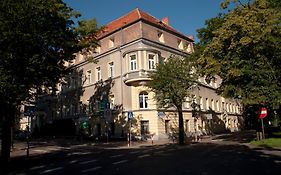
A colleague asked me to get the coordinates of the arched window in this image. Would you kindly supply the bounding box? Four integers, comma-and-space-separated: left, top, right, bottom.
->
139, 91, 148, 109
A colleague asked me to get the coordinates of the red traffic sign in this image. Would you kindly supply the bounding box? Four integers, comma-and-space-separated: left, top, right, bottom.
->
259, 107, 268, 119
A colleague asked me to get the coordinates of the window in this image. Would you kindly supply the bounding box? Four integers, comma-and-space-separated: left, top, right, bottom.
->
194, 119, 198, 131
178, 40, 184, 50
211, 99, 214, 110
141, 121, 149, 135
226, 103, 229, 112
184, 97, 190, 109
216, 100, 220, 112
200, 97, 203, 110
165, 120, 170, 134
86, 70, 92, 84
130, 54, 137, 71
109, 62, 114, 78
148, 54, 156, 70
96, 46, 101, 54
206, 98, 209, 110
109, 38, 114, 48
158, 32, 164, 43
222, 102, 225, 111
185, 120, 190, 132
186, 42, 193, 53
139, 91, 148, 109
96, 67, 101, 81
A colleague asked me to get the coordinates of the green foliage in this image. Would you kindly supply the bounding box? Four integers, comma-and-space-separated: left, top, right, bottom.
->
251, 138, 281, 148
0, 0, 100, 106
148, 55, 198, 109
196, 0, 281, 107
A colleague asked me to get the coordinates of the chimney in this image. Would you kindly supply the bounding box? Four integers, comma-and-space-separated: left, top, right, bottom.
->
161, 17, 170, 26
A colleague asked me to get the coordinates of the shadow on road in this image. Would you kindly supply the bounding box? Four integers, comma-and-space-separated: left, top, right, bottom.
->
4, 137, 281, 175
211, 130, 256, 143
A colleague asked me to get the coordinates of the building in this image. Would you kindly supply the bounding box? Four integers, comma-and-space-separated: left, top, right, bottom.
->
54, 8, 243, 140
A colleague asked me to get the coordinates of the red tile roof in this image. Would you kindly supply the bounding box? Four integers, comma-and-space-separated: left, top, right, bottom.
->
97, 8, 194, 42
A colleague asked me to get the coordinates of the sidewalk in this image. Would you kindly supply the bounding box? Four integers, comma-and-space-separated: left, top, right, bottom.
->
10, 130, 281, 158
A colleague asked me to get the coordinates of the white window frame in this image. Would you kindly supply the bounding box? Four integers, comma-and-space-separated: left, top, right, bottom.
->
130, 54, 137, 71
109, 38, 114, 48
158, 32, 165, 43
178, 40, 184, 50
139, 91, 148, 109
96, 67, 101, 81
148, 54, 156, 70
86, 70, 92, 84
108, 62, 114, 78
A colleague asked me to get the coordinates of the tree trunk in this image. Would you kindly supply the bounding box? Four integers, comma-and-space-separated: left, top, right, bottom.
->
177, 107, 184, 145
0, 104, 15, 168
1, 120, 12, 165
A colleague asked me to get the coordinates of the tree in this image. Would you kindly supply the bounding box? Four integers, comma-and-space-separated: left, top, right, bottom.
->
0, 0, 100, 165
148, 55, 198, 144
197, 0, 281, 108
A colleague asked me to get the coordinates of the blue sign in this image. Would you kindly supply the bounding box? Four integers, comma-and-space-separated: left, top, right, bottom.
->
128, 111, 133, 120
157, 111, 165, 118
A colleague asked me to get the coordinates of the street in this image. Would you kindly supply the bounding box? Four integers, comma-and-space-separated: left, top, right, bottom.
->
5, 132, 281, 175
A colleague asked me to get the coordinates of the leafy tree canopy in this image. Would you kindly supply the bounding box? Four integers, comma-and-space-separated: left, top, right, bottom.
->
148, 55, 198, 145
148, 55, 198, 109
196, 0, 281, 108
0, 0, 100, 107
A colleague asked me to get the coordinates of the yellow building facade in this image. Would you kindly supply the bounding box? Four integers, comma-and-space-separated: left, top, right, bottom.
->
56, 9, 243, 140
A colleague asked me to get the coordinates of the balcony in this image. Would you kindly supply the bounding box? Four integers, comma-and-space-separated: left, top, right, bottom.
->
123, 69, 154, 86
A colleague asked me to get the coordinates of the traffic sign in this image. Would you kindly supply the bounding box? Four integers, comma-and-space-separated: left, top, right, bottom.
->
157, 111, 165, 118
128, 111, 133, 120
259, 107, 268, 119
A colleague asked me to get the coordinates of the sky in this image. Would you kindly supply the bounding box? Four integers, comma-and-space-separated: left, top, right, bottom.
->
63, 0, 227, 42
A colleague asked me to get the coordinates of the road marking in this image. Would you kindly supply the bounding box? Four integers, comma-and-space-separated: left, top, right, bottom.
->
69, 160, 78, 164
33, 149, 48, 153
30, 165, 46, 170
81, 166, 102, 173
138, 154, 150, 158
110, 154, 123, 158
39, 167, 63, 174
112, 160, 128, 165
79, 159, 98, 165
72, 151, 92, 155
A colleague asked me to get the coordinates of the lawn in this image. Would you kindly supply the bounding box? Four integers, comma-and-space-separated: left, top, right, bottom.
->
250, 132, 281, 148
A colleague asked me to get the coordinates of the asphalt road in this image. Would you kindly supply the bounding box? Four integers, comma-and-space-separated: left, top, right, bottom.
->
5, 138, 281, 175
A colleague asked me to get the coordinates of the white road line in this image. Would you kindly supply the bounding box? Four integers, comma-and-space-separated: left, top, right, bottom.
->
33, 149, 48, 153
81, 166, 102, 173
69, 160, 78, 164
39, 167, 63, 174
110, 154, 123, 158
79, 159, 98, 165
138, 154, 150, 158
29, 165, 46, 170
112, 160, 128, 165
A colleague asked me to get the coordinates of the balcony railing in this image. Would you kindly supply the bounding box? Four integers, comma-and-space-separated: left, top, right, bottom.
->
123, 69, 154, 85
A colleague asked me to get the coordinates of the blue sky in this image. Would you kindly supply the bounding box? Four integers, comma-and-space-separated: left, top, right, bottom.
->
64, 0, 226, 42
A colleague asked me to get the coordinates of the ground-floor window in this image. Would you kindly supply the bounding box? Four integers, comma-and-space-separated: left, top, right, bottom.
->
165, 120, 170, 134
185, 120, 190, 132
141, 120, 149, 135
